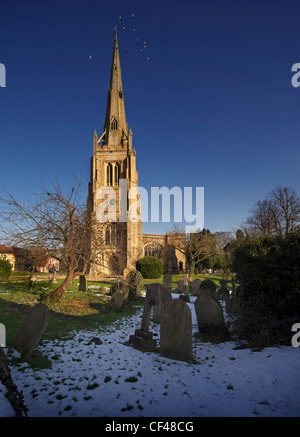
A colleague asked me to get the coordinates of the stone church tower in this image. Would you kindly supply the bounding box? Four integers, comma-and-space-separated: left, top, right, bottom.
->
88, 30, 143, 276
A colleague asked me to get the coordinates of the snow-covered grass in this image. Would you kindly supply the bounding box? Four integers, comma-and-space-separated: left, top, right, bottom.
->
2, 295, 300, 417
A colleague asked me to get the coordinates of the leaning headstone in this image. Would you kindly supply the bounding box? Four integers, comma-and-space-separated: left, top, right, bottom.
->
163, 273, 172, 291
109, 280, 128, 298
191, 279, 202, 296
160, 299, 193, 363
177, 277, 185, 288
12, 303, 49, 361
110, 290, 124, 310
194, 295, 227, 335
174, 279, 188, 294
149, 283, 172, 323
78, 275, 87, 292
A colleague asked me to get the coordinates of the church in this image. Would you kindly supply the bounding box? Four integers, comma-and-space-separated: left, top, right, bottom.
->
87, 31, 186, 277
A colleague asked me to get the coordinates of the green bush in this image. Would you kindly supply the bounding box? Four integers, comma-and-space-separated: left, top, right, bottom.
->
125, 269, 144, 301
0, 259, 12, 281
231, 230, 300, 347
109, 280, 128, 297
136, 256, 163, 279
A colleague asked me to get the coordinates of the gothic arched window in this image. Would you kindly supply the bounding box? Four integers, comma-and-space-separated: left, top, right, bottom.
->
105, 225, 122, 247
111, 117, 118, 130
106, 163, 113, 186
111, 229, 116, 245
144, 243, 162, 259
105, 228, 110, 245
114, 162, 121, 186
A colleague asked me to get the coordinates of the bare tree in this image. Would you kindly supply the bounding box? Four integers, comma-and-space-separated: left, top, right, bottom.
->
0, 177, 105, 301
271, 186, 300, 236
244, 186, 300, 237
214, 231, 235, 253
167, 226, 217, 276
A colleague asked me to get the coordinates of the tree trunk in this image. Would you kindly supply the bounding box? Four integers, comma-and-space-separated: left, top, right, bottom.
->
43, 269, 75, 301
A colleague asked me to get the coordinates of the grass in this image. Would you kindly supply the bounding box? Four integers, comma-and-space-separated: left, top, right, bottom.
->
0, 275, 141, 348
0, 270, 232, 361
194, 331, 231, 344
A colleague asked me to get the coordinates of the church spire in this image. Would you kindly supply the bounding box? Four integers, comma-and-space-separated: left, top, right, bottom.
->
103, 29, 128, 147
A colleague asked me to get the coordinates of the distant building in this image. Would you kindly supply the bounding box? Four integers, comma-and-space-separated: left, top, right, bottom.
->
29, 247, 60, 272
35, 257, 59, 273
0, 245, 15, 270
0, 245, 30, 271
0, 244, 59, 272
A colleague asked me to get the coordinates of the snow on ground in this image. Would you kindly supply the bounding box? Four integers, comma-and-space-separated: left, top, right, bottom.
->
2, 295, 300, 417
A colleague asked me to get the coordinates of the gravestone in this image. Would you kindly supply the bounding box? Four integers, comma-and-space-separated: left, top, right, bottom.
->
226, 297, 240, 314
235, 286, 244, 298
127, 285, 161, 351
191, 279, 202, 296
12, 303, 49, 361
160, 299, 193, 363
175, 279, 190, 296
50, 269, 57, 284
217, 285, 230, 300
28, 273, 36, 291
78, 275, 87, 292
174, 279, 185, 293
110, 280, 128, 298
110, 290, 124, 310
163, 273, 172, 291
150, 283, 172, 323
199, 278, 217, 300
194, 295, 227, 335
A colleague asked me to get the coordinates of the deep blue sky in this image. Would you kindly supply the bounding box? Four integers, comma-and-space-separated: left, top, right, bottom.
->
1, 0, 300, 235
